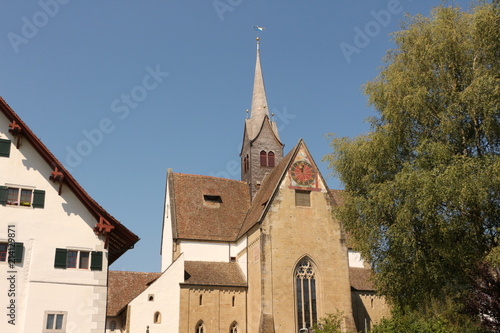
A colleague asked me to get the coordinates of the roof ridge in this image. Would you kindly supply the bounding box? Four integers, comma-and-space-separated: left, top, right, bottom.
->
236, 141, 302, 239
0, 97, 139, 264
174, 172, 248, 184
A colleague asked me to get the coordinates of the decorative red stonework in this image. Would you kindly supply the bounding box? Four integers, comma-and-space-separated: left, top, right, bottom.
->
8, 120, 22, 147
94, 216, 115, 249
50, 166, 65, 194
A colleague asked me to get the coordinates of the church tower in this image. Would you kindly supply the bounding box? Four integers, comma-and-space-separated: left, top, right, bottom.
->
241, 38, 284, 199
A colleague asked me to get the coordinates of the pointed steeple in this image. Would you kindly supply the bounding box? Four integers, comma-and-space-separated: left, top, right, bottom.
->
250, 38, 269, 121
246, 38, 280, 141
241, 37, 284, 199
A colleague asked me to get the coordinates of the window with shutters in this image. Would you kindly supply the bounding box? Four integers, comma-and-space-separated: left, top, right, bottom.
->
0, 243, 7, 262
54, 248, 102, 271
66, 250, 90, 269
43, 311, 67, 332
0, 242, 24, 264
0, 138, 11, 157
0, 185, 45, 208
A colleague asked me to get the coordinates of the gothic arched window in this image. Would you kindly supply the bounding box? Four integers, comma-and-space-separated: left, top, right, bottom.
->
154, 311, 161, 323
196, 321, 204, 333
260, 150, 267, 166
230, 321, 238, 333
268, 151, 275, 167
295, 258, 317, 330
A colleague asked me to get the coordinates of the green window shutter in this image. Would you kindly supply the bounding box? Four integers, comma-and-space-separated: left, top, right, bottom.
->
12, 243, 23, 263
32, 190, 45, 208
0, 139, 11, 157
90, 251, 103, 271
54, 248, 67, 268
0, 186, 7, 205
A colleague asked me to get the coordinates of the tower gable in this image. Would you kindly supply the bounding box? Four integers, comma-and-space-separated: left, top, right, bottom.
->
241, 116, 284, 199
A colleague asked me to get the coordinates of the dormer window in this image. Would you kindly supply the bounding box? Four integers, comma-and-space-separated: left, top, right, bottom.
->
203, 194, 222, 208
203, 195, 222, 203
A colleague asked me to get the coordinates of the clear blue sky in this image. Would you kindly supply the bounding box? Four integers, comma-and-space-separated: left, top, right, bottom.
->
0, 0, 473, 272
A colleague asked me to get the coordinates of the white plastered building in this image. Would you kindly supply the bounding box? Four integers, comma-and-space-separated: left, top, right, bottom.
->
0, 98, 139, 333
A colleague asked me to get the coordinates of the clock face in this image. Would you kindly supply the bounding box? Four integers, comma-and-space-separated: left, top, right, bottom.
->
291, 160, 316, 186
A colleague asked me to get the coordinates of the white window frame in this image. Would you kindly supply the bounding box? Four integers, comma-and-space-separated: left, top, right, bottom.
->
43, 311, 67, 333
6, 186, 34, 207
66, 250, 90, 269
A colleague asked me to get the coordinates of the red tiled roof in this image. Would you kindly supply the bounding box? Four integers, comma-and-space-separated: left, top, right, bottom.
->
107, 271, 161, 316
349, 267, 375, 291
329, 189, 344, 206
0, 97, 139, 264
170, 173, 251, 241
182, 261, 247, 287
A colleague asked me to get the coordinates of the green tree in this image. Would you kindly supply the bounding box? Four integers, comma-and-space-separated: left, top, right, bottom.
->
325, 0, 499, 315
312, 312, 345, 333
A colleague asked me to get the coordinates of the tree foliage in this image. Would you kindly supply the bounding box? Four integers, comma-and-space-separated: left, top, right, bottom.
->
325, 1, 499, 314
371, 304, 487, 333
312, 312, 345, 333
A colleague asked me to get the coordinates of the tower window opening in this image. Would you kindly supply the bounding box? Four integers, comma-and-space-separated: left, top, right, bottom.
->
260, 150, 267, 166
268, 151, 275, 167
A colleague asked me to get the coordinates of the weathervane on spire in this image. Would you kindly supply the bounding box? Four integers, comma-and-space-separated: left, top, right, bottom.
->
253, 26, 266, 42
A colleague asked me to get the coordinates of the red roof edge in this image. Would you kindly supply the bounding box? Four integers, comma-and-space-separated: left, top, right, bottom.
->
0, 97, 139, 264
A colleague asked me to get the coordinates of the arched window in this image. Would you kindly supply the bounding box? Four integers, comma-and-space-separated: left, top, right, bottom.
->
260, 150, 267, 166
243, 156, 248, 173
295, 258, 317, 330
110, 320, 116, 331
196, 321, 204, 333
268, 151, 275, 167
154, 311, 161, 324
245, 154, 249, 172
230, 321, 238, 333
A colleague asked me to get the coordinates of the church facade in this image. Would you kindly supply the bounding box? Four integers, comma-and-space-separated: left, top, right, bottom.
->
106, 39, 389, 333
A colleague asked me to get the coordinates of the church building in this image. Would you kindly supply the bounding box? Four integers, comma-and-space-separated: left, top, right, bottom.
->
106, 39, 389, 333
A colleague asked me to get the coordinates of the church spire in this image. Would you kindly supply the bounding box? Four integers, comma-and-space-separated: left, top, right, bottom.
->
241, 37, 284, 199
250, 37, 269, 120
